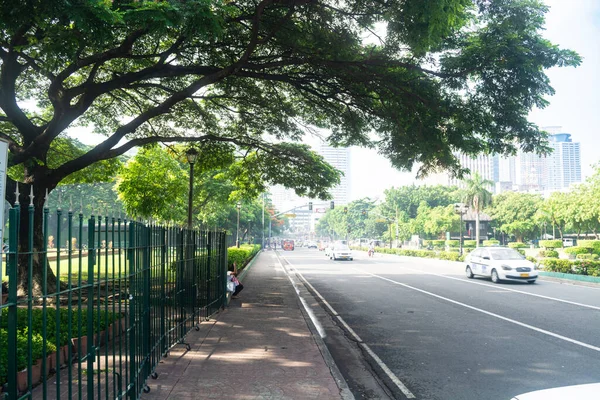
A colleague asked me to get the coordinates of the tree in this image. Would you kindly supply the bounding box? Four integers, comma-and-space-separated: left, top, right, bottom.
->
0, 0, 579, 294
382, 185, 460, 219
488, 192, 542, 242
422, 205, 460, 240
463, 172, 493, 246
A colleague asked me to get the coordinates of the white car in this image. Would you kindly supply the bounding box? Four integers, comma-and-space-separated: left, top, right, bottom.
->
465, 247, 538, 284
511, 382, 600, 399
330, 244, 353, 261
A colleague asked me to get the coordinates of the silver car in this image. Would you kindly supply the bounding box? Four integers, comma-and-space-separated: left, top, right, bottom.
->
330, 244, 353, 261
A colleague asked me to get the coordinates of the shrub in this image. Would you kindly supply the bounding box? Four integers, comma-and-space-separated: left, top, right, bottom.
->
576, 254, 599, 260
541, 259, 573, 273
432, 240, 445, 249
482, 240, 499, 247
228, 244, 260, 269
438, 251, 461, 261
445, 240, 459, 247
564, 246, 590, 255
577, 240, 600, 254
539, 240, 562, 249
538, 250, 558, 258
516, 249, 525, 256
422, 240, 431, 247
463, 240, 477, 248
572, 260, 600, 275
508, 242, 528, 249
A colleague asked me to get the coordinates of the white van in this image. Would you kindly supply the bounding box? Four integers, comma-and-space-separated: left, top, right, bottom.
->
562, 238, 575, 247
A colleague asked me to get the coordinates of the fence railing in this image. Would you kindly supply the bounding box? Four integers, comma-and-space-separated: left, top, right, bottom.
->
0, 199, 228, 399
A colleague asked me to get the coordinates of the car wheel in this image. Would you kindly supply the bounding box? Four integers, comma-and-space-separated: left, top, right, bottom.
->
333, 255, 337, 260
527, 280, 536, 284
491, 269, 500, 283
350, 258, 353, 261
465, 266, 474, 279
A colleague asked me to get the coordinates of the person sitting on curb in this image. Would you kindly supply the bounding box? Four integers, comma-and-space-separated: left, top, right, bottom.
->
228, 262, 244, 299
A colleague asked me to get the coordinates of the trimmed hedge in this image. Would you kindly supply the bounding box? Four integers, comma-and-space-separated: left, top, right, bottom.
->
539, 240, 562, 249
577, 240, 600, 254
541, 259, 600, 276
577, 254, 599, 260
445, 240, 459, 247
351, 246, 465, 262
463, 240, 477, 248
564, 246, 590, 255
432, 240, 445, 249
538, 250, 558, 258
227, 244, 261, 269
482, 240, 499, 247
508, 242, 528, 249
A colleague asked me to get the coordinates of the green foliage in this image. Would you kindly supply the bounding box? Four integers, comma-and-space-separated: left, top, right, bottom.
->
564, 246, 590, 255
482, 240, 500, 247
538, 250, 558, 258
576, 240, 600, 254
227, 245, 260, 269
445, 240, 459, 247
432, 240, 446, 249
539, 240, 563, 249
508, 242, 528, 249
577, 254, 599, 260
463, 240, 477, 248
488, 193, 543, 242
541, 259, 573, 274
0, 308, 117, 386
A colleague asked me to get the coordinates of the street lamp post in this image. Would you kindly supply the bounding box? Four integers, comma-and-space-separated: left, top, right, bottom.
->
454, 203, 469, 255
185, 147, 199, 229
236, 201, 241, 248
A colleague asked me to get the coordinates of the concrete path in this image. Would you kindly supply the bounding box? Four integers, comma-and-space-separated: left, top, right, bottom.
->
141, 250, 344, 400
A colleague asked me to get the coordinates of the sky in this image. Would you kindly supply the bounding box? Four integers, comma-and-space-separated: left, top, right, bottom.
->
349, 0, 600, 201
68, 1, 600, 203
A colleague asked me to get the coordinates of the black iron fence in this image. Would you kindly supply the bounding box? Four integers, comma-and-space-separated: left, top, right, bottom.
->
0, 199, 228, 399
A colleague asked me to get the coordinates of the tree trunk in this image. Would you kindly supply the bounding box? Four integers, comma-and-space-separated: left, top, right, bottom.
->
11, 182, 62, 297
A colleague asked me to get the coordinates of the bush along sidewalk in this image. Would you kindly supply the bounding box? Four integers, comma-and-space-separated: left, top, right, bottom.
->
227, 244, 261, 270
0, 307, 121, 390
540, 259, 600, 277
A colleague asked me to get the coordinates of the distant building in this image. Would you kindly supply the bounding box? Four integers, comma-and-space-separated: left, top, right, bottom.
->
545, 133, 581, 191
424, 128, 582, 195
318, 143, 351, 206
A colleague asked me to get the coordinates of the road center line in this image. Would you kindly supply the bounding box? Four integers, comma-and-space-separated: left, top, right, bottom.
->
376, 260, 600, 311
283, 257, 416, 399
353, 267, 600, 353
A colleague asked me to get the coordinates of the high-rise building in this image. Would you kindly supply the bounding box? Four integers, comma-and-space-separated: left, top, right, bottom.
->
317, 143, 351, 205
545, 133, 581, 190
446, 154, 495, 188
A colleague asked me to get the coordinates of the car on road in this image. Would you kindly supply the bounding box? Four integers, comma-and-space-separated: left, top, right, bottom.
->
511, 382, 600, 399
330, 244, 353, 261
306, 241, 318, 249
465, 247, 538, 284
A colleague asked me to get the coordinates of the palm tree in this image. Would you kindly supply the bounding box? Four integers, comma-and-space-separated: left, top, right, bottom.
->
463, 172, 493, 247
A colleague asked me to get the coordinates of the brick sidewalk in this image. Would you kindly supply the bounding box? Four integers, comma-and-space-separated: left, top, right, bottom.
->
141, 251, 344, 400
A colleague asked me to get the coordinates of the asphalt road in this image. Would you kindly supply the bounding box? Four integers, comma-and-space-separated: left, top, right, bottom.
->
279, 247, 600, 400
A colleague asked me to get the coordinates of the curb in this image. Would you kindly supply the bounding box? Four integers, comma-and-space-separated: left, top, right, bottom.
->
539, 270, 600, 284
274, 250, 355, 400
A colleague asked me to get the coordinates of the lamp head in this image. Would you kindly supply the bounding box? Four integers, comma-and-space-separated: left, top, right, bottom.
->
185, 147, 199, 164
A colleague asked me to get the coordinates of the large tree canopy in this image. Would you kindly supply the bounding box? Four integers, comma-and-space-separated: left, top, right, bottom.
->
0, 0, 580, 293
0, 0, 580, 187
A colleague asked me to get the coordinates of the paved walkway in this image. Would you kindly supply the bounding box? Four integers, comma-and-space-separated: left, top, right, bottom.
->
141, 251, 344, 400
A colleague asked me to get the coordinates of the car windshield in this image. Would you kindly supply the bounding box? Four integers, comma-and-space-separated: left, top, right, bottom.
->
489, 248, 524, 260
337, 245, 350, 251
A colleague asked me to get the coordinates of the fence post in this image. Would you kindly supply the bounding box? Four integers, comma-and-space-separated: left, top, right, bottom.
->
86, 214, 96, 400
6, 204, 19, 399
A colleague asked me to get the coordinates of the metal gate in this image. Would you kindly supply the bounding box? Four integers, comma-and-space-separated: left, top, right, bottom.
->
0, 199, 227, 399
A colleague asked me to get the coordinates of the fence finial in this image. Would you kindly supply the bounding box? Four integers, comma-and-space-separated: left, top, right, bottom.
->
57, 190, 62, 211
29, 185, 34, 206
44, 188, 49, 208
14, 183, 20, 205
69, 195, 73, 212
80, 197, 83, 214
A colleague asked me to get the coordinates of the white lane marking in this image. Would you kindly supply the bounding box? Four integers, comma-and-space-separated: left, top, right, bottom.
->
284, 260, 416, 398
353, 267, 600, 353
374, 260, 600, 312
